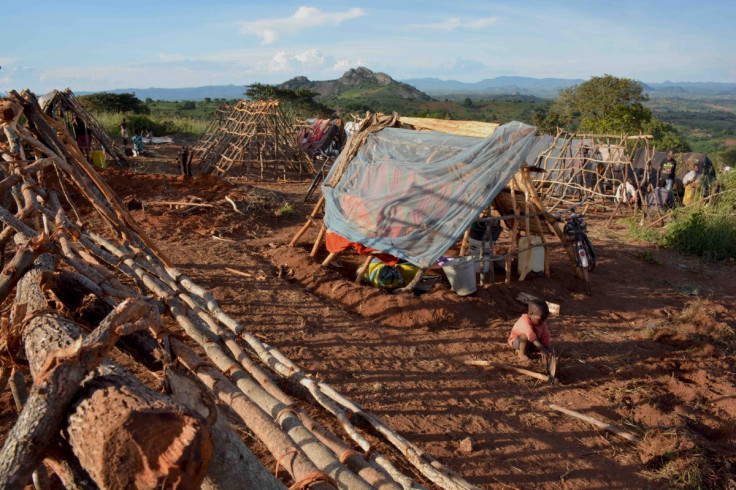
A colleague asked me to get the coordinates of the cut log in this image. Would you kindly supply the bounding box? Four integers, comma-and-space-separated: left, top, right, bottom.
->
166, 369, 287, 490
0, 299, 150, 488
297, 411, 402, 490
14, 253, 213, 489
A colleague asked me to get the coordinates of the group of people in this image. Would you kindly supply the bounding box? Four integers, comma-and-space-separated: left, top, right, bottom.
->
119, 118, 148, 157
614, 150, 712, 211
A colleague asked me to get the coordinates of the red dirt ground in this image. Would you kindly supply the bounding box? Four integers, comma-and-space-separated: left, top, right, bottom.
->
2, 149, 735, 489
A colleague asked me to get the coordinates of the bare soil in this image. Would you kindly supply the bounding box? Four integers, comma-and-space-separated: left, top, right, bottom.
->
2, 148, 735, 489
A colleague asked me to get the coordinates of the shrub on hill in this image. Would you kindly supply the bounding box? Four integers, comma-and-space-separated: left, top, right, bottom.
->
659, 171, 736, 260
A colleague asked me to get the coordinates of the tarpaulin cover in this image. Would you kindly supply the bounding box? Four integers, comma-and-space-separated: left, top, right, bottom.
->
321, 121, 536, 268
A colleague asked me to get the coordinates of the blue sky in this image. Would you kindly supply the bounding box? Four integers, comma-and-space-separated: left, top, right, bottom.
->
2, 0, 735, 93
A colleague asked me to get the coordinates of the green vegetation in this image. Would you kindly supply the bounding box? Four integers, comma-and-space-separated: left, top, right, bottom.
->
659, 171, 736, 261
78, 75, 732, 157
245, 83, 331, 117
628, 170, 736, 261
646, 95, 736, 154
275, 202, 294, 217
79, 92, 150, 114
534, 75, 690, 151
92, 111, 208, 140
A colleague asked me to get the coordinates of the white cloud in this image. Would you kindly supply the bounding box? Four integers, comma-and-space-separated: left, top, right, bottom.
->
268, 51, 294, 73
465, 17, 497, 29
158, 52, 184, 62
411, 16, 496, 32
328, 59, 364, 73
239, 6, 365, 45
256, 49, 341, 74
294, 49, 326, 68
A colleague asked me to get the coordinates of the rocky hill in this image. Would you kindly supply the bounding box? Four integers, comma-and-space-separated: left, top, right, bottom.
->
280, 67, 432, 101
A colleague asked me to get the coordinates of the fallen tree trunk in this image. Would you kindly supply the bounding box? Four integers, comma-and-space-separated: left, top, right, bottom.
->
15, 251, 213, 489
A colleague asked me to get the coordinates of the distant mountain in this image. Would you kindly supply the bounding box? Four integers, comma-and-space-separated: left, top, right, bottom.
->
645, 81, 736, 96
402, 76, 585, 98
76, 85, 246, 101
281, 67, 432, 101
72, 73, 736, 103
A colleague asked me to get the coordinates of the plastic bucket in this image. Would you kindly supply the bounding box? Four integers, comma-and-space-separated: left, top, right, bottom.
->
441, 256, 477, 296
92, 150, 107, 168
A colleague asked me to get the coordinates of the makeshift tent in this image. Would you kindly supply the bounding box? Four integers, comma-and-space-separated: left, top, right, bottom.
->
631, 149, 717, 186
291, 114, 581, 287
39, 89, 129, 168
321, 124, 536, 267
191, 100, 313, 179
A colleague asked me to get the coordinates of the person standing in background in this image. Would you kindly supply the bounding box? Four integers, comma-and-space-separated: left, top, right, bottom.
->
661, 150, 677, 191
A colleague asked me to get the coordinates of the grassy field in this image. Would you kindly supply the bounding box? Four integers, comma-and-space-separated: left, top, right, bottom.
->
646, 95, 736, 155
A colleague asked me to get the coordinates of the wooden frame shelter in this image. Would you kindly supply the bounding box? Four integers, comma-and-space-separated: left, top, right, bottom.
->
39, 89, 129, 168
531, 129, 654, 214
191, 100, 314, 180
290, 116, 580, 288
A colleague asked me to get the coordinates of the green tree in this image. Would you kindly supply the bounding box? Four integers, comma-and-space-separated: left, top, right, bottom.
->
535, 75, 689, 150
79, 92, 150, 114
642, 118, 691, 152
537, 75, 648, 132
244, 83, 331, 117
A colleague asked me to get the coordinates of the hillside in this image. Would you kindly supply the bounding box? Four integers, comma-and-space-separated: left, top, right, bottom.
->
403, 76, 585, 98
280, 67, 433, 106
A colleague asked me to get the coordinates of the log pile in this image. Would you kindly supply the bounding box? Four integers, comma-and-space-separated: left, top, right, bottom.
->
0, 91, 478, 489
192, 100, 314, 180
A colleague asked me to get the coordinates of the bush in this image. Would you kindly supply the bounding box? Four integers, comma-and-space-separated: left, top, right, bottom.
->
660, 209, 736, 260
659, 171, 736, 260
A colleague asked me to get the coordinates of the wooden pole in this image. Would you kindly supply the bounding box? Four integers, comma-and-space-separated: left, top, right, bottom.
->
289, 195, 325, 247
465, 360, 553, 382
355, 255, 373, 284
310, 224, 326, 258
542, 401, 640, 443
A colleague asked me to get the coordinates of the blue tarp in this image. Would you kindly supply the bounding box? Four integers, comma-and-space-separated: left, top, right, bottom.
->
322, 121, 537, 268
